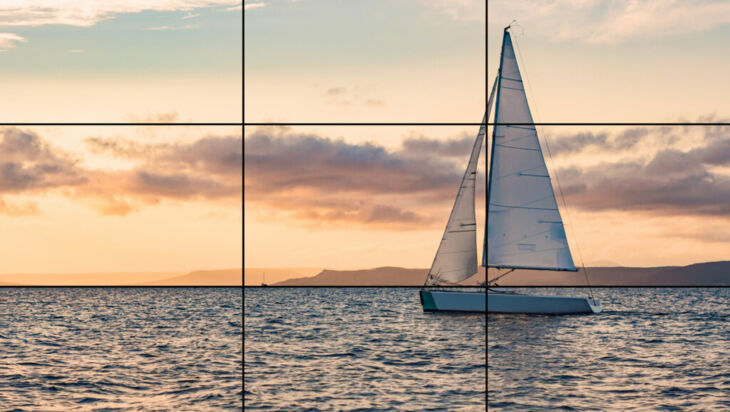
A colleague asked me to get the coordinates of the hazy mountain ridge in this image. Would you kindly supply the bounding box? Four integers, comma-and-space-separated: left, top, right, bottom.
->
262, 261, 730, 286
135, 268, 242, 286
489, 261, 730, 286
273, 267, 486, 286
244, 267, 323, 286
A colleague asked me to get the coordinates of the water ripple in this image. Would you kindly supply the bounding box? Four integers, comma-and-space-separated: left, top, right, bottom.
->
489, 288, 730, 411
245, 288, 486, 411
0, 287, 242, 410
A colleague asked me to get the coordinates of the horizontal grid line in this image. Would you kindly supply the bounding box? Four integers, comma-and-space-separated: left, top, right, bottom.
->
493, 122, 730, 126
4, 122, 726, 127
244, 122, 484, 126
243, 122, 730, 127
1, 123, 242, 126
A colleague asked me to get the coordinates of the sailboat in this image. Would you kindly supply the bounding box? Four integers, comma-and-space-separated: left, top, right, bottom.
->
421, 24, 600, 314
487, 24, 600, 314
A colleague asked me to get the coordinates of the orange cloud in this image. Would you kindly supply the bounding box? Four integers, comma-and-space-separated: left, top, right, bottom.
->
0, 198, 39, 216
244, 126, 483, 229
0, 127, 242, 216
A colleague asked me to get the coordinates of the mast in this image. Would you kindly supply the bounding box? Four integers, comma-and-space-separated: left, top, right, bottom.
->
482, 77, 498, 267
485, 25, 509, 270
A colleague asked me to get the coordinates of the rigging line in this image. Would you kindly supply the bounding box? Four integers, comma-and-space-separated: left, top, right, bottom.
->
487, 268, 515, 285
490, 203, 557, 211
511, 32, 595, 301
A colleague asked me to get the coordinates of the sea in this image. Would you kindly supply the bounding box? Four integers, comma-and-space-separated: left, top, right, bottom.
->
489, 287, 730, 411
244, 287, 486, 411
0, 287, 242, 410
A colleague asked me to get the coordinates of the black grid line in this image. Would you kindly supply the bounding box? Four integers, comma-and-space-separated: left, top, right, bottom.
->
3, 123, 242, 126
243, 122, 730, 127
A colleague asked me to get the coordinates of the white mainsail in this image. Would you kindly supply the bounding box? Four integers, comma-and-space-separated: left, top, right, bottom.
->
487, 30, 576, 272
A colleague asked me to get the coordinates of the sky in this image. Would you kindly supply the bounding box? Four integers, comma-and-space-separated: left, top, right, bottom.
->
0, 125, 242, 274
0, 1, 242, 122
245, 0, 730, 270
244, 0, 485, 122
0, 2, 242, 276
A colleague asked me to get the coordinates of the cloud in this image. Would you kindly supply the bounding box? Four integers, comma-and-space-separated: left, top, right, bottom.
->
244, 127, 483, 229
0, 33, 27, 51
0, 198, 39, 216
323, 86, 386, 108
87, 135, 242, 177
0, 1, 240, 27
0, 128, 86, 193
0, 127, 241, 216
488, 0, 730, 44
145, 24, 196, 30
81, 135, 241, 214
325, 87, 346, 96
245, 120, 730, 230
559, 142, 730, 217
547, 119, 730, 158
69, 49, 84, 53
243, 3, 263, 11
548, 128, 655, 156
245, 128, 463, 195
401, 133, 473, 157
132, 170, 235, 199
420, 0, 485, 22
365, 99, 385, 107
127, 111, 180, 123
182, 12, 200, 19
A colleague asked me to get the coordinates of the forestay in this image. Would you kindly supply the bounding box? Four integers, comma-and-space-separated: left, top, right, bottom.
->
487, 30, 576, 272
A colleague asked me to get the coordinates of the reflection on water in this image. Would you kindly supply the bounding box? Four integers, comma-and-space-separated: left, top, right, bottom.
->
0, 288, 242, 410
245, 288, 486, 411
489, 288, 730, 410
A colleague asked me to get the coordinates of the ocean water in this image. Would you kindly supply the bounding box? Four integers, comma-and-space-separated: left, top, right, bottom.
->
244, 288, 486, 411
0, 287, 242, 410
488, 288, 730, 411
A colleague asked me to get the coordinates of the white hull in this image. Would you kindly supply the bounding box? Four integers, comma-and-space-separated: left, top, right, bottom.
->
488, 292, 601, 314
420, 290, 485, 313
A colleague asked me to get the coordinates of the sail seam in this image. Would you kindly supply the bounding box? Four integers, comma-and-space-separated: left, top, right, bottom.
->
495, 143, 540, 151
501, 85, 525, 91
492, 246, 567, 256
490, 204, 557, 211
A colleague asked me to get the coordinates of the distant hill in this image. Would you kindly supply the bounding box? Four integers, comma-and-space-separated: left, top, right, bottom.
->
244, 267, 323, 286
489, 261, 730, 286
136, 268, 242, 286
273, 267, 486, 286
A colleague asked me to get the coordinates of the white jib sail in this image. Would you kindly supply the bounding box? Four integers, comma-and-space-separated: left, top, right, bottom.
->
487, 30, 576, 271
428, 114, 487, 284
